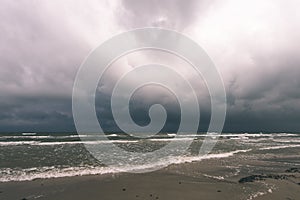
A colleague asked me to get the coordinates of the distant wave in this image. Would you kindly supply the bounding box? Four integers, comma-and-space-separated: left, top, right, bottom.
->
1, 132, 299, 146
1, 132, 298, 139
0, 134, 99, 139
22, 132, 37, 136
0, 140, 139, 146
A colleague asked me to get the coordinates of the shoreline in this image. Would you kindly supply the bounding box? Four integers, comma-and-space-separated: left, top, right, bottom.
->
1, 156, 299, 200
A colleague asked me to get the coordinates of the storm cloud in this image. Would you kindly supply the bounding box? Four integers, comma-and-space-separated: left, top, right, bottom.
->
0, 0, 299, 132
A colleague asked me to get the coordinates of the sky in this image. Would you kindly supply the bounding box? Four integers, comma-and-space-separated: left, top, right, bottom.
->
0, 0, 300, 133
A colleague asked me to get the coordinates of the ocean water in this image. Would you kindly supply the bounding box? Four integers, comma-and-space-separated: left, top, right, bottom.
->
0, 132, 299, 182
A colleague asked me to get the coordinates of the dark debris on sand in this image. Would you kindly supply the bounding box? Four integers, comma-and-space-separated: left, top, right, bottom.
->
239, 174, 291, 183
285, 168, 300, 173
239, 168, 300, 183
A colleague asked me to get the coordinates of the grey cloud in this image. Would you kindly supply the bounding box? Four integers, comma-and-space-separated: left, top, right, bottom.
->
0, 1, 93, 95
0, 0, 93, 132
115, 0, 213, 30
223, 36, 300, 132
0, 0, 299, 133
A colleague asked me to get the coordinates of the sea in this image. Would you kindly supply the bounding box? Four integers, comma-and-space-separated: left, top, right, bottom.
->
1, 132, 300, 182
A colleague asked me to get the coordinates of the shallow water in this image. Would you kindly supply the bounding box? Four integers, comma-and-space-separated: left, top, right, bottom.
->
0, 132, 299, 182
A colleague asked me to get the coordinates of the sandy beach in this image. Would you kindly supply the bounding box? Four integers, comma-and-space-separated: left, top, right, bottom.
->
1, 154, 299, 200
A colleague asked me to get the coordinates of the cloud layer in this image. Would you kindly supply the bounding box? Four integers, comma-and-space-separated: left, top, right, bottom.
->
0, 0, 299, 132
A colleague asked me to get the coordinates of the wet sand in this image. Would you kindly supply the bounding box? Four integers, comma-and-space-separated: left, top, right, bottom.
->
1, 157, 299, 200
0, 172, 243, 200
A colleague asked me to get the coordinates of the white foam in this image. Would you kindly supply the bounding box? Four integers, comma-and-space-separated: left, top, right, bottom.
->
203, 174, 225, 180
167, 133, 177, 137
247, 191, 267, 200
149, 138, 194, 142
259, 144, 300, 150
106, 134, 118, 137
271, 139, 300, 143
0, 166, 119, 182
0, 149, 251, 182
0, 141, 39, 146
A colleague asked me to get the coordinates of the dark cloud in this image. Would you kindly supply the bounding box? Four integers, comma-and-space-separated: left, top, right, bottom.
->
0, 96, 75, 132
